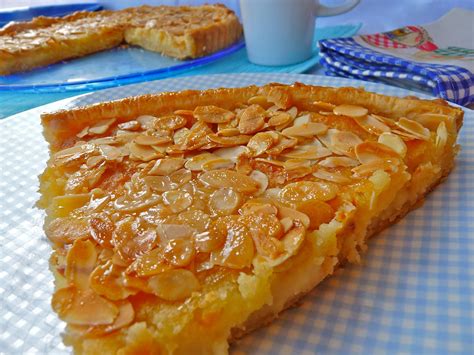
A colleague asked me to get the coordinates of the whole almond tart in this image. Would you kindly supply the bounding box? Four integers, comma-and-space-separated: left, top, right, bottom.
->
0, 4, 242, 75
37, 83, 463, 354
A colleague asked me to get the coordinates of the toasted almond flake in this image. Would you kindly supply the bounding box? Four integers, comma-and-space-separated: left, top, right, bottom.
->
265, 224, 305, 266
143, 175, 175, 192
101, 301, 134, 334
148, 269, 200, 301
51, 193, 92, 216
330, 130, 363, 156
76, 126, 89, 138
89, 260, 134, 301
286, 106, 298, 118
88, 118, 116, 135
99, 144, 123, 161
378, 132, 408, 158
174, 109, 195, 120
173, 128, 190, 145
414, 113, 450, 131
157, 224, 196, 241
355, 141, 401, 164
333, 104, 368, 118
238, 104, 266, 134
52, 288, 119, 326
319, 156, 359, 168
390, 129, 420, 141
217, 128, 240, 137
86, 155, 105, 168
352, 160, 398, 177
153, 115, 187, 131
163, 239, 195, 267
52, 144, 96, 166
277, 206, 310, 228
202, 158, 235, 171
162, 190, 193, 213
184, 153, 219, 171
268, 112, 292, 127
209, 188, 241, 215
283, 159, 312, 170
250, 170, 269, 195
194, 105, 235, 123
396, 117, 430, 140
282, 122, 328, 137
247, 132, 277, 156
280, 181, 339, 203
113, 196, 162, 213
178, 210, 210, 233
312, 168, 353, 184
293, 114, 311, 126
267, 136, 298, 155
254, 158, 285, 167
118, 120, 141, 131
248, 95, 271, 108
134, 134, 170, 146
263, 187, 282, 199
354, 114, 391, 135
169, 168, 192, 186
313, 101, 336, 111
65, 239, 97, 290
436, 121, 448, 150
129, 142, 163, 161
213, 146, 248, 162
208, 134, 252, 147
279, 217, 293, 233
199, 170, 259, 193
148, 158, 185, 175
136, 115, 157, 129
282, 144, 332, 160
240, 202, 278, 216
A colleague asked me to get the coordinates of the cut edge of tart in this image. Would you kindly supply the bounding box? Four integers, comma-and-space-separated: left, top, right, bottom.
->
0, 4, 242, 75
37, 83, 463, 355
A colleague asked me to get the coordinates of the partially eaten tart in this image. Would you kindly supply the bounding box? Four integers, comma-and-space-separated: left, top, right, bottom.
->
0, 4, 242, 75
38, 83, 463, 354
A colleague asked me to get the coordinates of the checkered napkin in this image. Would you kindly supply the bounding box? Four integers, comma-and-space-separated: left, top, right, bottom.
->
318, 8, 474, 106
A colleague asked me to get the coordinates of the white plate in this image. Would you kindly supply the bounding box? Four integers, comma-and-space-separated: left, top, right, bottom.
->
1, 73, 473, 354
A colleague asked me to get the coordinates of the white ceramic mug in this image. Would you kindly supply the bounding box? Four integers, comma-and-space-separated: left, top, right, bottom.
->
240, 0, 360, 66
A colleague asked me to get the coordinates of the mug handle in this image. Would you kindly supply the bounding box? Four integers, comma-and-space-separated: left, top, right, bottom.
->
317, 0, 360, 17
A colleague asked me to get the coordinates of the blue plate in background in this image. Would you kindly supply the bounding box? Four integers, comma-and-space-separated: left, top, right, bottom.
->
0, 3, 103, 27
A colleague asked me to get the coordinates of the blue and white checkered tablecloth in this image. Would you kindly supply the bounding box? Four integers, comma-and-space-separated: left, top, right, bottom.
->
319, 38, 474, 107
0, 73, 473, 354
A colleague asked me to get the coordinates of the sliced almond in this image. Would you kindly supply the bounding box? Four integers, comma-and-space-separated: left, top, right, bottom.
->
268, 112, 292, 127
65, 239, 97, 290
286, 106, 298, 118
282, 144, 332, 160
333, 104, 368, 118
217, 128, 240, 137
208, 134, 252, 147
355, 141, 401, 164
209, 188, 241, 215
129, 142, 163, 161
249, 170, 269, 195
293, 114, 311, 126
282, 122, 328, 137
318, 156, 359, 168
247, 132, 278, 156
118, 120, 141, 131
277, 206, 310, 229
148, 269, 200, 301
396, 117, 430, 140
267, 136, 298, 155
265, 224, 305, 267
157, 224, 195, 241
185, 153, 219, 171
88, 118, 116, 135
414, 113, 451, 131
194, 105, 235, 123
136, 115, 157, 130
354, 114, 391, 135
238, 104, 266, 134
248, 95, 272, 108
162, 190, 193, 213
378, 132, 408, 158
435, 121, 448, 150
134, 134, 171, 146
143, 175, 176, 192
149, 158, 185, 176
202, 158, 235, 171
199, 170, 260, 193
213, 146, 248, 162
312, 168, 353, 184
173, 128, 190, 145
283, 159, 312, 170
352, 160, 398, 177
163, 239, 195, 267
330, 130, 363, 156
313, 101, 335, 112
154, 115, 187, 131
280, 181, 338, 203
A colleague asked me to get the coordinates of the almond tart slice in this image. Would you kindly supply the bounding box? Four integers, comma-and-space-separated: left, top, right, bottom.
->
0, 4, 242, 75
38, 83, 463, 354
